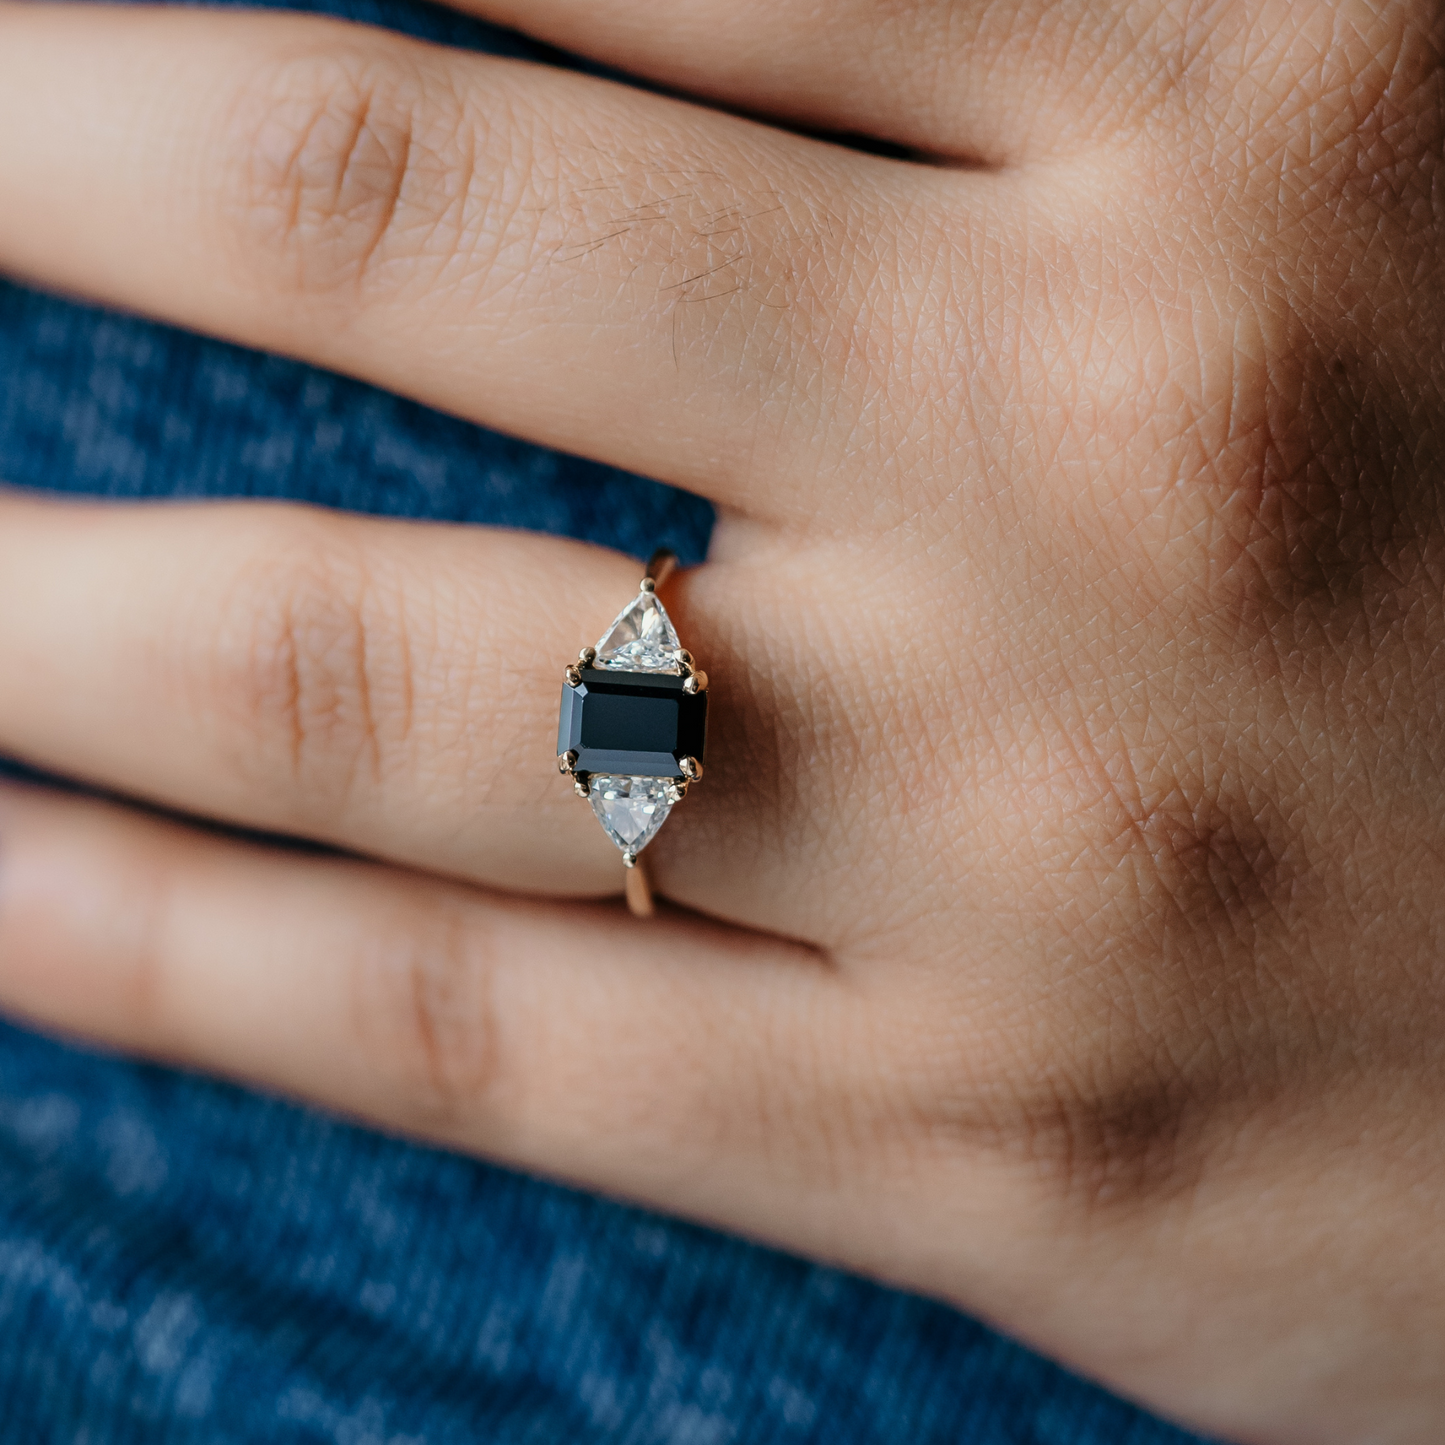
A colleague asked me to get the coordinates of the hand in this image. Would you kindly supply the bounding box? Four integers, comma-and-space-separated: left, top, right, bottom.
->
1, 3, 1442, 1439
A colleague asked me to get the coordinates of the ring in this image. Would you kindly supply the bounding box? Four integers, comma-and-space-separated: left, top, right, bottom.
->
556, 549, 709, 918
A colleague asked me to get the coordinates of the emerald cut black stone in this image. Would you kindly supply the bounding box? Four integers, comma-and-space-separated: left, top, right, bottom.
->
558, 668, 707, 778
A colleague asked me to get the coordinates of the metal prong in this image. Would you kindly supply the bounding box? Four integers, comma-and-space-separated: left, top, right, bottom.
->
683, 671, 708, 695
623, 850, 638, 868
677, 650, 694, 669
564, 664, 583, 688
640, 577, 656, 593
574, 776, 591, 799
666, 780, 687, 804
578, 646, 597, 666
679, 757, 704, 782
558, 750, 579, 776
645, 548, 679, 591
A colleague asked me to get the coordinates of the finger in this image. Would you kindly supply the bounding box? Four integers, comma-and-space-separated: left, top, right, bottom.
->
0, 5, 926, 522
0, 493, 724, 900
0, 781, 867, 1254
0, 493, 860, 944
462, 0, 1162, 165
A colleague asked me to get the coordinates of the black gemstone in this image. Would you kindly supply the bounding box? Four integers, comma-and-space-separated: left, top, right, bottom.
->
558, 668, 708, 778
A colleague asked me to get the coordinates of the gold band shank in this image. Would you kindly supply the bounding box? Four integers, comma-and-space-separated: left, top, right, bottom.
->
625, 853, 656, 918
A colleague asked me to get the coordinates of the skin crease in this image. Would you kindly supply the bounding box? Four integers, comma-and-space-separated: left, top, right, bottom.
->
0, 0, 1440, 1439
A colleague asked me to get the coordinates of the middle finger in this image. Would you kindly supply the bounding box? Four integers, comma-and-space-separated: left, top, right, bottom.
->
0, 3, 932, 525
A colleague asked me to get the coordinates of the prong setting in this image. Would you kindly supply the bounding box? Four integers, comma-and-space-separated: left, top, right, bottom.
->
558, 551, 704, 891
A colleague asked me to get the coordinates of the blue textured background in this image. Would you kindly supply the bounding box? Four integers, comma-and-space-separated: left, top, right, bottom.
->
0, 4, 1217, 1440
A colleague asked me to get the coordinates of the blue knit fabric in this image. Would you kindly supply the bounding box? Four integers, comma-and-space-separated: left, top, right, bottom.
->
0, 5, 1218, 1440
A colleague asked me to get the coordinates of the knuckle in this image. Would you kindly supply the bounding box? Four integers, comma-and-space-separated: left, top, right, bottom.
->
217, 32, 850, 420
1003, 1065, 1205, 1215
1082, 768, 1305, 1012
207, 523, 407, 811
1188, 319, 1417, 623
225, 45, 471, 298
348, 898, 502, 1127
1118, 782, 1296, 951
1082, 289, 1429, 628
906, 750, 1310, 1212
904, 1002, 1215, 1216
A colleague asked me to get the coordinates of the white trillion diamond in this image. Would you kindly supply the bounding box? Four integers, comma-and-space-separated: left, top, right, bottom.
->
589, 775, 675, 855
594, 590, 684, 673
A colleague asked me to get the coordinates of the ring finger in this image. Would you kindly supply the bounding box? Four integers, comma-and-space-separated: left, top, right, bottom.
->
0, 494, 816, 928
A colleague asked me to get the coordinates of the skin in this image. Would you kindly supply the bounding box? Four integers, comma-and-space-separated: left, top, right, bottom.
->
0, 0, 1442, 1437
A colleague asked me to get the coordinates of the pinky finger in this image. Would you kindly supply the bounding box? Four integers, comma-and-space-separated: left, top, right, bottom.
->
0, 783, 839, 1237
